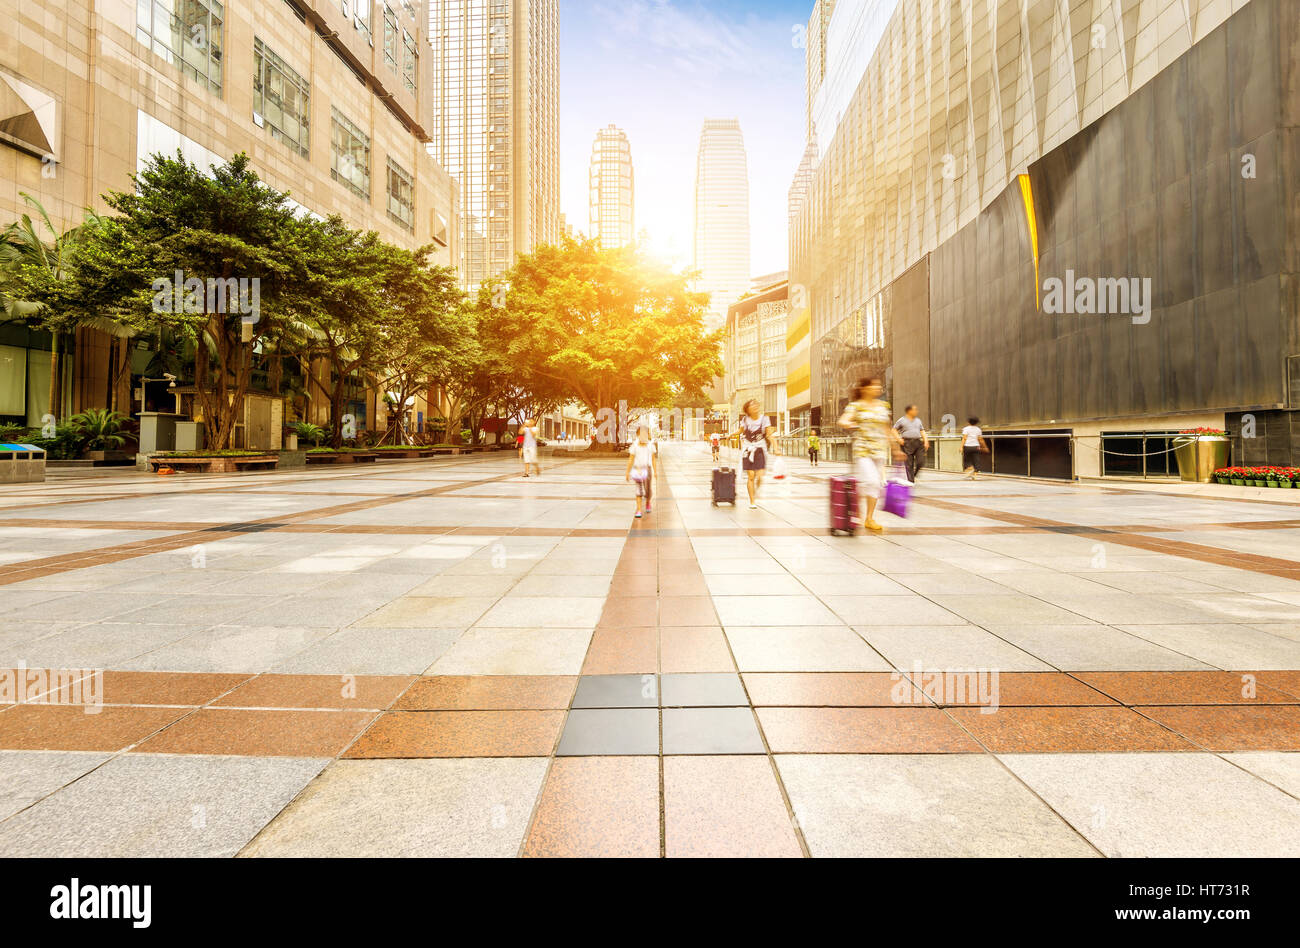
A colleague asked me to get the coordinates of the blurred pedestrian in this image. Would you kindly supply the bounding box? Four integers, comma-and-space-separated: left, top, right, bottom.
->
838, 377, 904, 533
739, 399, 776, 510
625, 425, 656, 518
520, 419, 541, 478
962, 417, 989, 480
893, 406, 929, 483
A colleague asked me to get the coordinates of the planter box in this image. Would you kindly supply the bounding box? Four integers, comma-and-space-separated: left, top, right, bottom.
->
307, 453, 355, 465
1174, 437, 1230, 483
0, 444, 46, 483
83, 449, 135, 466
149, 455, 279, 474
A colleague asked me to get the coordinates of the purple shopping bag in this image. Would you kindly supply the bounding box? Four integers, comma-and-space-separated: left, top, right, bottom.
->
882, 468, 911, 518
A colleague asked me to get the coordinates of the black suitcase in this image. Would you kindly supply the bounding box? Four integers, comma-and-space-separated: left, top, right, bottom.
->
711, 467, 737, 506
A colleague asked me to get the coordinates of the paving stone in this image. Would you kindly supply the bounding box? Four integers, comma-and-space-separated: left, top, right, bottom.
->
661, 708, 764, 754
572, 674, 659, 708
0, 750, 110, 821
663, 756, 800, 858
241, 758, 547, 857
556, 709, 659, 756
659, 673, 747, 707
776, 754, 1097, 857
0, 753, 328, 857
1000, 753, 1300, 857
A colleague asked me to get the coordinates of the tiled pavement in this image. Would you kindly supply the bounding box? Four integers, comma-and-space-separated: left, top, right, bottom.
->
1, 447, 1300, 857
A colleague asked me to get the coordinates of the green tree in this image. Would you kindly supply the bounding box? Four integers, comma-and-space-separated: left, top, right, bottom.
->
68, 152, 304, 449
286, 217, 399, 447
370, 252, 472, 445
0, 194, 132, 417
493, 237, 722, 450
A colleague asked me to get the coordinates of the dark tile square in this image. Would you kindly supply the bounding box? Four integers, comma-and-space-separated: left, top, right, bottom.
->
556, 709, 659, 756
660, 673, 747, 708
661, 708, 764, 755
572, 674, 659, 709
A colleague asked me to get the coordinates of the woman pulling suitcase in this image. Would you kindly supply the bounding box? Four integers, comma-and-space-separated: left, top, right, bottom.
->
838, 377, 904, 533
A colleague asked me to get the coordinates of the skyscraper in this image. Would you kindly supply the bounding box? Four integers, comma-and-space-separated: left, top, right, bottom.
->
429, 0, 560, 287
693, 119, 751, 331
588, 125, 634, 248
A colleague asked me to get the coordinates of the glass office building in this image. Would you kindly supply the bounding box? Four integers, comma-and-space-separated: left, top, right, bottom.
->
588, 125, 634, 248
429, 0, 560, 288
693, 119, 752, 331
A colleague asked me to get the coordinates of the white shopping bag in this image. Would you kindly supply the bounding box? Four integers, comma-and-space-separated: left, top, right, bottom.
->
769, 456, 791, 497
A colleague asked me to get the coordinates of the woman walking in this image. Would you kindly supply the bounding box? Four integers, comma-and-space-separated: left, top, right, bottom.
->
838, 377, 904, 533
739, 399, 776, 510
961, 417, 988, 480
519, 419, 541, 478
625, 425, 657, 519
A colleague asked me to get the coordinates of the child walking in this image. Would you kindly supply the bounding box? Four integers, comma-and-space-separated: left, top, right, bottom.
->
625, 425, 657, 519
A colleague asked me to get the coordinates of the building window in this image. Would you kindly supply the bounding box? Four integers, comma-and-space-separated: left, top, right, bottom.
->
431, 212, 449, 248
387, 158, 415, 231
342, 0, 372, 43
382, 6, 398, 73
253, 38, 310, 158
136, 0, 225, 95
401, 29, 417, 94
330, 109, 370, 200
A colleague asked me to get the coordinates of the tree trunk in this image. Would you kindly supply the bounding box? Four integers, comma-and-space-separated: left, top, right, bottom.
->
47, 330, 61, 420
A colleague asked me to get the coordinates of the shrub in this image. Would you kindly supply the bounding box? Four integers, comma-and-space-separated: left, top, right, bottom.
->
28, 424, 87, 460
68, 409, 129, 452
290, 422, 327, 448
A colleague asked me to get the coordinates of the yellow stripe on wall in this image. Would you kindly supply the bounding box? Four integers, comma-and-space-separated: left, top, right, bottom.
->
786, 310, 811, 350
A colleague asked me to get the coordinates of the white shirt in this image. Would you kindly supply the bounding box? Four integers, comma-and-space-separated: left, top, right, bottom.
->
522, 426, 538, 449
629, 442, 655, 470
962, 425, 982, 447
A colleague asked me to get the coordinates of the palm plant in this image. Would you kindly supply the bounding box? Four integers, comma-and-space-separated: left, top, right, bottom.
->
290, 421, 327, 448
68, 408, 129, 451
1, 194, 133, 417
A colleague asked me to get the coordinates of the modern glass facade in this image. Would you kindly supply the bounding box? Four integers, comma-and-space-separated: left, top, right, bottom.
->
793, 0, 1299, 467
693, 119, 751, 331
429, 0, 560, 288
588, 125, 634, 248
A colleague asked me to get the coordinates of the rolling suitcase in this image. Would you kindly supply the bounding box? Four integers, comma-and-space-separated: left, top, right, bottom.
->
829, 475, 858, 536
711, 467, 737, 506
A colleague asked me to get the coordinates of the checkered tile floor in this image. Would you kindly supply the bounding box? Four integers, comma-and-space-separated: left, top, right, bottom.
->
2, 445, 1299, 857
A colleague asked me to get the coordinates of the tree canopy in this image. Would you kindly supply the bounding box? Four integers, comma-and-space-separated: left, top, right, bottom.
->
490, 237, 722, 447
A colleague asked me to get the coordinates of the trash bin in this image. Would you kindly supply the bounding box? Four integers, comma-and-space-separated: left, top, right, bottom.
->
0, 443, 46, 483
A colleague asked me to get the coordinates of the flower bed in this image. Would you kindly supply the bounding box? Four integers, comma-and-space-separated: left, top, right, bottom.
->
1214, 467, 1300, 487
150, 452, 279, 474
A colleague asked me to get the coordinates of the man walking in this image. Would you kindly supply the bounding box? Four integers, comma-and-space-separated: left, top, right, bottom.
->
893, 405, 929, 483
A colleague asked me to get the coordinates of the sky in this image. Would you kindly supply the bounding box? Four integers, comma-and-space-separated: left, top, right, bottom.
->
559, 0, 810, 279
